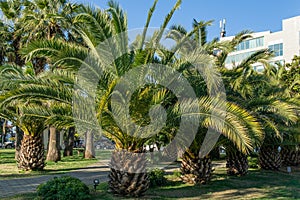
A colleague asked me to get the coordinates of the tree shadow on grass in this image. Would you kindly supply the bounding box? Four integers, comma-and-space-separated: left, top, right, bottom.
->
146, 169, 300, 199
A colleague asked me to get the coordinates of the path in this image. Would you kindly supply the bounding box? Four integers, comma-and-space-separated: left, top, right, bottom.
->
0, 160, 226, 198
0, 160, 110, 198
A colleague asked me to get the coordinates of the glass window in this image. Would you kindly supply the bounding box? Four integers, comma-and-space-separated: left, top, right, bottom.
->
269, 43, 283, 57
235, 37, 264, 51
225, 51, 256, 65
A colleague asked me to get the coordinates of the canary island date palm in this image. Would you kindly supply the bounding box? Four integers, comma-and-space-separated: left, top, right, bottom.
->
279, 58, 300, 166
218, 37, 272, 175
221, 51, 299, 171
20, 0, 186, 196
0, 65, 48, 170
168, 28, 256, 177
159, 23, 264, 183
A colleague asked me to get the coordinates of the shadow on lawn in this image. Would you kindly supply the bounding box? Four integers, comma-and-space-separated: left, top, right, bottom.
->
147, 169, 300, 199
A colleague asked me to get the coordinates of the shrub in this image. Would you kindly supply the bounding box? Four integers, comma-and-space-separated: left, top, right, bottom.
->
148, 168, 167, 187
248, 156, 259, 168
36, 176, 91, 200
172, 169, 181, 178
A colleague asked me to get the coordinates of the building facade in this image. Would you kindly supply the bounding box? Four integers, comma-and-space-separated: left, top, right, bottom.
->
220, 15, 300, 71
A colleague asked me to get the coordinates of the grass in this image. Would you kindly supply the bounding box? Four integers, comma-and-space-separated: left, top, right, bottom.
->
0, 149, 108, 179
89, 167, 300, 200
3, 167, 300, 200
1, 149, 300, 199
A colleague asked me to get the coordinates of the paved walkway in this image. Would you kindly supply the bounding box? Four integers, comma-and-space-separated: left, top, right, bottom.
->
0, 160, 110, 198
0, 160, 226, 198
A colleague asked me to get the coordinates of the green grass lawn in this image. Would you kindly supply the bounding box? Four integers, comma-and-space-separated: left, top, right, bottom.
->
0, 149, 102, 179
91, 167, 300, 200
7, 166, 299, 200
1, 149, 300, 199
6, 168, 300, 200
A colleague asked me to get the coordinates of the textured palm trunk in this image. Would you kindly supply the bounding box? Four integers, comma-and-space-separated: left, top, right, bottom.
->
259, 145, 282, 170
63, 127, 75, 157
180, 152, 213, 185
17, 134, 45, 171
281, 146, 300, 166
14, 126, 23, 160
84, 130, 95, 159
108, 150, 149, 197
46, 126, 61, 162
226, 149, 248, 176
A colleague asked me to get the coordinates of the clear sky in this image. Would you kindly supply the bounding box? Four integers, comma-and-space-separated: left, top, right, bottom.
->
78, 0, 300, 39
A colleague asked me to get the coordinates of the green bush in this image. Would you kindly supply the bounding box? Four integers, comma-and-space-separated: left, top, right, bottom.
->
172, 169, 181, 178
148, 168, 167, 187
248, 156, 259, 168
36, 176, 91, 200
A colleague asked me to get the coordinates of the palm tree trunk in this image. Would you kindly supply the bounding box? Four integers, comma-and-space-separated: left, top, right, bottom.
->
2, 119, 6, 148
259, 145, 282, 170
226, 148, 248, 176
281, 146, 300, 166
180, 152, 213, 184
17, 134, 45, 171
14, 126, 23, 160
63, 127, 75, 156
108, 150, 149, 197
84, 130, 95, 159
46, 126, 61, 162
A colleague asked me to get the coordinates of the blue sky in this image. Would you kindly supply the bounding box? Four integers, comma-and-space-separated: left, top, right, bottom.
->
78, 0, 300, 39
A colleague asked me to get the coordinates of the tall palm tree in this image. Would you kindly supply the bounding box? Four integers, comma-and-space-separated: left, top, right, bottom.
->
20, 0, 80, 161
0, 0, 25, 66
19, 0, 80, 74
0, 0, 79, 162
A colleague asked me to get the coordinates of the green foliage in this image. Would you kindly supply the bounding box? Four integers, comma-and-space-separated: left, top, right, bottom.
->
36, 176, 91, 200
248, 156, 259, 168
148, 168, 167, 188
172, 169, 181, 178
284, 55, 300, 94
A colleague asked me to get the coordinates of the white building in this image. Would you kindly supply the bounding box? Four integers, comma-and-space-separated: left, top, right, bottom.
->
220, 15, 300, 71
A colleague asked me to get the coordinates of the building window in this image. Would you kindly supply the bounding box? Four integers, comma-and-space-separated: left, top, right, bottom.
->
225, 51, 256, 65
236, 37, 264, 51
269, 43, 283, 57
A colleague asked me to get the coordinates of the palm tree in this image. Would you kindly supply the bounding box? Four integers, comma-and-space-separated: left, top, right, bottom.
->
0, 0, 77, 162
20, 0, 177, 196
19, 0, 80, 74
0, 63, 79, 169
0, 65, 47, 170
19, 0, 80, 161
165, 24, 264, 181
222, 53, 299, 171
263, 63, 300, 168
0, 0, 25, 66
0, 0, 31, 159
